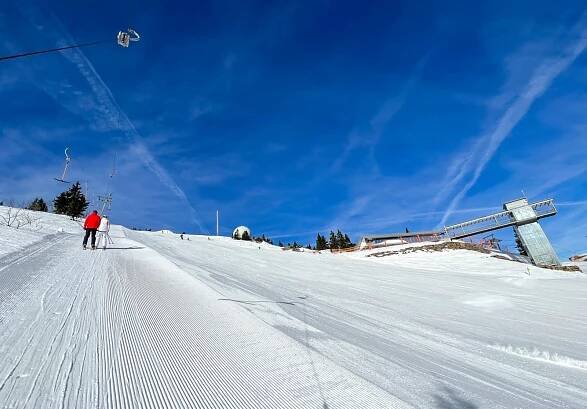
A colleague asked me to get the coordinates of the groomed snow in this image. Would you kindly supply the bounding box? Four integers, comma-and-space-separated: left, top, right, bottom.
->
0, 211, 585, 408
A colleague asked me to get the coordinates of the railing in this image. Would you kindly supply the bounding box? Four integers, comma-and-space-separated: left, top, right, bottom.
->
444, 210, 516, 239
531, 199, 557, 218
443, 199, 557, 240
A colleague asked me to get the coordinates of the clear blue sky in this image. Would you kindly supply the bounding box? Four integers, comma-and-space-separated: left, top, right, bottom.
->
1, 1, 586, 256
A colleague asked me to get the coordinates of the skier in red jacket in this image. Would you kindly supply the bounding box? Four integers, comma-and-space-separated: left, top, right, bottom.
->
83, 210, 102, 250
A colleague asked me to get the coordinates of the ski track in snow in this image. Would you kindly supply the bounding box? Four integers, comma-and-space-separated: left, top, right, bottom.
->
0, 216, 586, 408
0, 226, 404, 408
127, 231, 587, 409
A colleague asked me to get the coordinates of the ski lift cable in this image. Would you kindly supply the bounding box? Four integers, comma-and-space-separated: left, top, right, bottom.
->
0, 39, 109, 62
0, 28, 140, 62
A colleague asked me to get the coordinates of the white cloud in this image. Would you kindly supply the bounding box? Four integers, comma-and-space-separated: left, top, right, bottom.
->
438, 14, 587, 226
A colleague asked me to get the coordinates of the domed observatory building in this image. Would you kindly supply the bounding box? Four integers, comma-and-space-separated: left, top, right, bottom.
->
232, 226, 251, 240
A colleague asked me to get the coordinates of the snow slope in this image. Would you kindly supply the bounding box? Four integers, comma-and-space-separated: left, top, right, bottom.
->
0, 205, 82, 258
0, 213, 586, 408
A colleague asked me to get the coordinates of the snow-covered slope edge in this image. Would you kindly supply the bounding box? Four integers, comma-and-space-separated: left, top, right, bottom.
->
0, 205, 82, 258
126, 229, 587, 408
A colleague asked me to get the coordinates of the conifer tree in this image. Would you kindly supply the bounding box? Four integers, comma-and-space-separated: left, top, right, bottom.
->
343, 233, 353, 248
241, 230, 251, 241
335, 230, 345, 249
53, 182, 88, 219
27, 197, 48, 212
315, 233, 328, 250
328, 230, 337, 249
66, 182, 89, 219
53, 191, 69, 215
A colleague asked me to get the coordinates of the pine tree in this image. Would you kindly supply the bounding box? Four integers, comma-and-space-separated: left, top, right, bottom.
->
53, 191, 69, 215
67, 182, 89, 219
241, 230, 251, 241
328, 230, 337, 249
315, 233, 327, 250
27, 198, 48, 212
513, 229, 528, 256
335, 230, 345, 249
53, 182, 88, 219
278, 241, 284, 247
343, 233, 353, 248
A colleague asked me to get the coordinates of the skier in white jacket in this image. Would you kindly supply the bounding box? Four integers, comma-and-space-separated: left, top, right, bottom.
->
96, 215, 111, 250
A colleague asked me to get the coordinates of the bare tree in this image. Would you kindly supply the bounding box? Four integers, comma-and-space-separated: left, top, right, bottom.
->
0, 202, 43, 230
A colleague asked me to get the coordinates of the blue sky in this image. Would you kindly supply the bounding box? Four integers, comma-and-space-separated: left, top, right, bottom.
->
1, 1, 586, 256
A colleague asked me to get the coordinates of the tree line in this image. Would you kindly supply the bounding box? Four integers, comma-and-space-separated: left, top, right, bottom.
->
0, 181, 89, 219
273, 229, 354, 251
315, 230, 354, 250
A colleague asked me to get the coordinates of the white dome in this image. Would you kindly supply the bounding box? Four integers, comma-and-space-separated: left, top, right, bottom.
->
232, 226, 251, 239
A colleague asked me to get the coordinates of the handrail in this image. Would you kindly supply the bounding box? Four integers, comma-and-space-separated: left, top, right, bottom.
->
443, 199, 557, 240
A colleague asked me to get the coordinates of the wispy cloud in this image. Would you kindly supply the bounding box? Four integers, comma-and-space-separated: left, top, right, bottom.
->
330, 55, 429, 174
438, 13, 587, 226
16, 5, 208, 232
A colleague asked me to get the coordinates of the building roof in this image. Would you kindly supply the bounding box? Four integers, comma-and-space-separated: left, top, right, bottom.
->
361, 231, 443, 241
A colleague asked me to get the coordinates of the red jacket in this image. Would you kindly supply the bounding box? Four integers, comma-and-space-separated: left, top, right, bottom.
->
84, 213, 101, 229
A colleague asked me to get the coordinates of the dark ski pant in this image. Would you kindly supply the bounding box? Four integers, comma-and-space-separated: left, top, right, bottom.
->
83, 228, 97, 248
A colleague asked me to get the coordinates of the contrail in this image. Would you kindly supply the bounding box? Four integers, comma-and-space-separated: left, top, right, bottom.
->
63, 46, 208, 232
439, 14, 587, 226
18, 5, 208, 232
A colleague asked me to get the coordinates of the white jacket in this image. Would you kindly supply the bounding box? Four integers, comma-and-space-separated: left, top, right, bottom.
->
98, 218, 110, 233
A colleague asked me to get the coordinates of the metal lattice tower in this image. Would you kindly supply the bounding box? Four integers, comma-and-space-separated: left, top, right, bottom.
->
98, 194, 113, 215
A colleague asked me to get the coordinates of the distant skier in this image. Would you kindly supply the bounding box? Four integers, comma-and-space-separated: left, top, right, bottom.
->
82, 210, 101, 250
96, 215, 111, 250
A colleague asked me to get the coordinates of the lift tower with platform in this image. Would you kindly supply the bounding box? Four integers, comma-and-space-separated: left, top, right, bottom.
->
443, 198, 560, 266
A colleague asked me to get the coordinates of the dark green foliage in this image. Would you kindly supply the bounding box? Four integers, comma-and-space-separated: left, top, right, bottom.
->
326, 229, 355, 250
315, 233, 328, 250
343, 233, 353, 248
241, 230, 251, 241
513, 229, 528, 256
255, 234, 273, 245
53, 192, 68, 215
53, 182, 89, 219
329, 231, 337, 249
336, 230, 345, 248
27, 198, 48, 212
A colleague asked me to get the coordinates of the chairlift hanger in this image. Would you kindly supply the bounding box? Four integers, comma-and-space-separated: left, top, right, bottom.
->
117, 29, 140, 48
54, 147, 72, 184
